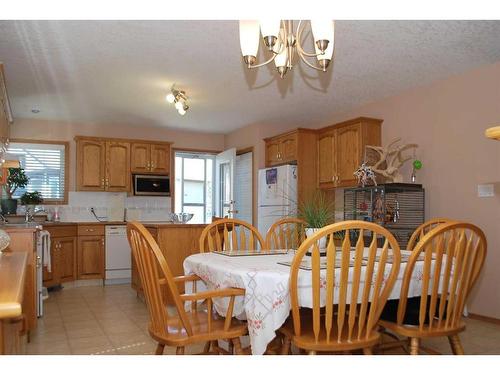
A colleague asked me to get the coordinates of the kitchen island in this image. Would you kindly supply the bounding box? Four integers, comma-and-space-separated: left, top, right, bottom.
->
0, 251, 28, 354
131, 222, 207, 303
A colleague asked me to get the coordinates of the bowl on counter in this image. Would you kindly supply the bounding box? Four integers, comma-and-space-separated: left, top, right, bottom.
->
169, 212, 194, 224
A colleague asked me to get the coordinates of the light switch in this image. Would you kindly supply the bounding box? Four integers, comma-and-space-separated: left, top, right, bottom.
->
477, 184, 495, 197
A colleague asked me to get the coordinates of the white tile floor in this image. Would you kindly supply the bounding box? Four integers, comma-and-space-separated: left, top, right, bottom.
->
26, 284, 500, 355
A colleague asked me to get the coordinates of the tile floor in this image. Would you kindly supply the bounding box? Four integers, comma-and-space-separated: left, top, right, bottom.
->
26, 284, 500, 355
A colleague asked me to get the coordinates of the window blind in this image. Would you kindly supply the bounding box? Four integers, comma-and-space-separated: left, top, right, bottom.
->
7, 142, 66, 201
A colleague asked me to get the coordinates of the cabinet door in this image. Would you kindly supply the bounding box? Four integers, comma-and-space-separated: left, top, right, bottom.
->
150, 144, 170, 174
279, 134, 298, 163
265, 141, 281, 167
131, 143, 151, 173
57, 237, 77, 283
106, 141, 131, 191
336, 124, 361, 187
318, 132, 336, 187
77, 236, 105, 280
77, 140, 106, 191
42, 240, 59, 287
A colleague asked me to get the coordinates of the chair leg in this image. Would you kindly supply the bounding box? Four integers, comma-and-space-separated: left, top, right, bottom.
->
363, 347, 373, 355
231, 338, 244, 355
448, 334, 464, 355
228, 339, 234, 354
409, 338, 420, 355
176, 346, 185, 355
155, 343, 165, 355
281, 336, 291, 355
203, 341, 211, 353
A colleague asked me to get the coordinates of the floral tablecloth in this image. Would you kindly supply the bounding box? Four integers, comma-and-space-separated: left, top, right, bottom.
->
183, 250, 428, 355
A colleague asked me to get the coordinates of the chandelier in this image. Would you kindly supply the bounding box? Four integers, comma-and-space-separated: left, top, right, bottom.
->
239, 20, 335, 78
166, 85, 189, 116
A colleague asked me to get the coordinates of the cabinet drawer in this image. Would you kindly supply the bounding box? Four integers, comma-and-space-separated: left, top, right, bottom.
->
43, 225, 77, 238
78, 224, 105, 236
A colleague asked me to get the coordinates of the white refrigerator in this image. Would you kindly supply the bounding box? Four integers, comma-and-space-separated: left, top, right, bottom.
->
258, 164, 298, 236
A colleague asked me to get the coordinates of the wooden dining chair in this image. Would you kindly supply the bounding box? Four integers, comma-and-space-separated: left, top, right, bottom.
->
406, 218, 452, 251
199, 218, 266, 253
379, 222, 487, 355
280, 220, 402, 355
265, 217, 307, 250
127, 221, 247, 355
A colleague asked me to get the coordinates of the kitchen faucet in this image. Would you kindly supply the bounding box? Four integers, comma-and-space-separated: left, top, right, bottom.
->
25, 207, 47, 223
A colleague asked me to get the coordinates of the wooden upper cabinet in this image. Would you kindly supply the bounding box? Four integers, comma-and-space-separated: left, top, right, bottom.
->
264, 131, 300, 167
265, 140, 281, 166
131, 142, 171, 174
106, 141, 130, 191
131, 143, 151, 173
151, 144, 170, 174
279, 134, 298, 163
318, 131, 336, 187
317, 117, 382, 189
336, 124, 361, 187
77, 139, 106, 191
0, 63, 12, 144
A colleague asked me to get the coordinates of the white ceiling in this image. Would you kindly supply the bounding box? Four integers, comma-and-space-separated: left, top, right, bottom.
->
1, 20, 500, 134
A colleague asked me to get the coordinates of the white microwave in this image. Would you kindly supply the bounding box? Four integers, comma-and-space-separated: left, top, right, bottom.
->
133, 174, 170, 196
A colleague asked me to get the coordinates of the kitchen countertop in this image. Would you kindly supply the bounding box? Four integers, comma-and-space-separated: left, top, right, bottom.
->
142, 222, 207, 228
0, 252, 28, 319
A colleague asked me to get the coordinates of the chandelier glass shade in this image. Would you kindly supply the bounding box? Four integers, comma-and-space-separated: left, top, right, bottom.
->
239, 20, 335, 78
166, 85, 189, 116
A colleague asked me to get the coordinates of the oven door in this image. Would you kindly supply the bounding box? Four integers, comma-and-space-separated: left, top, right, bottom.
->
133, 174, 170, 196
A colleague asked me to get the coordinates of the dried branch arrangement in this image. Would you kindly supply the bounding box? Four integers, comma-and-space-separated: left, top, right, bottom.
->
366, 138, 418, 183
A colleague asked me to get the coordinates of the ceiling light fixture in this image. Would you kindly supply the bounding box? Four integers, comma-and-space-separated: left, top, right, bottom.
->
239, 20, 335, 79
165, 85, 189, 116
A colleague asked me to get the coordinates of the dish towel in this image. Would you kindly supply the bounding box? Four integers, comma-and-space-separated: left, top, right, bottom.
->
39, 230, 51, 273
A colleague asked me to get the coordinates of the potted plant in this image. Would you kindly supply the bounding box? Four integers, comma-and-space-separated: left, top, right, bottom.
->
20, 191, 43, 206
298, 191, 335, 249
1, 167, 29, 215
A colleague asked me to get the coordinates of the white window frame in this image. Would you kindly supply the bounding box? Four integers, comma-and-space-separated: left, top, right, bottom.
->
6, 139, 69, 204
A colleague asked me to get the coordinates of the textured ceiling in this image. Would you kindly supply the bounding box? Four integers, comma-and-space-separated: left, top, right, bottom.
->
1, 20, 500, 134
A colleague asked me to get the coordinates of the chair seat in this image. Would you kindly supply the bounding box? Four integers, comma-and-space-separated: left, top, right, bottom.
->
279, 314, 380, 352
149, 309, 248, 346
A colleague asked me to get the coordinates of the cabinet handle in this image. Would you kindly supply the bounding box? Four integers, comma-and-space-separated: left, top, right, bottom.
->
332, 176, 335, 182
101, 178, 105, 186
86, 229, 95, 232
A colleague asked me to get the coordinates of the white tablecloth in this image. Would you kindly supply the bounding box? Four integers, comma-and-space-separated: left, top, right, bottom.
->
183, 250, 428, 355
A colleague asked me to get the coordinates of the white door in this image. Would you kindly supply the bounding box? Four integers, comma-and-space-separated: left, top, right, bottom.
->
215, 148, 236, 218
234, 151, 253, 224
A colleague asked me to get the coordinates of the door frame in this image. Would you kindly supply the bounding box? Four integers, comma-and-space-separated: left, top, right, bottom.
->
171, 147, 221, 215
236, 146, 256, 226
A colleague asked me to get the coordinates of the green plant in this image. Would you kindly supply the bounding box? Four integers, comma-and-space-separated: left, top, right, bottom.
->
20, 191, 43, 205
4, 168, 29, 199
298, 191, 335, 228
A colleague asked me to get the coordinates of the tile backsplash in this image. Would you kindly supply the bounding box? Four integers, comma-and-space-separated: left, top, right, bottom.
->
46, 192, 172, 222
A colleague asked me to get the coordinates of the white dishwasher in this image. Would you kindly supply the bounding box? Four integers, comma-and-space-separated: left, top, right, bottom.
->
105, 225, 132, 285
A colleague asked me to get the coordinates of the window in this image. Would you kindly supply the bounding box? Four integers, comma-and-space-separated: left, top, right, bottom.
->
174, 151, 215, 224
6, 141, 68, 204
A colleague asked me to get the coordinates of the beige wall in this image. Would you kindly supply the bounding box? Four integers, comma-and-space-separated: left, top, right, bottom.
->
224, 61, 500, 318
10, 118, 225, 191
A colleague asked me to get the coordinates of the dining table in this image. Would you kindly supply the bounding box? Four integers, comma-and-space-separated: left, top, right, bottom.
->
183, 249, 429, 355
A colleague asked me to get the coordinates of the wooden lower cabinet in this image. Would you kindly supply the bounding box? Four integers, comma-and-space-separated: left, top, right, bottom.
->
43, 237, 77, 287
131, 224, 206, 304
0, 318, 26, 355
77, 236, 105, 280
